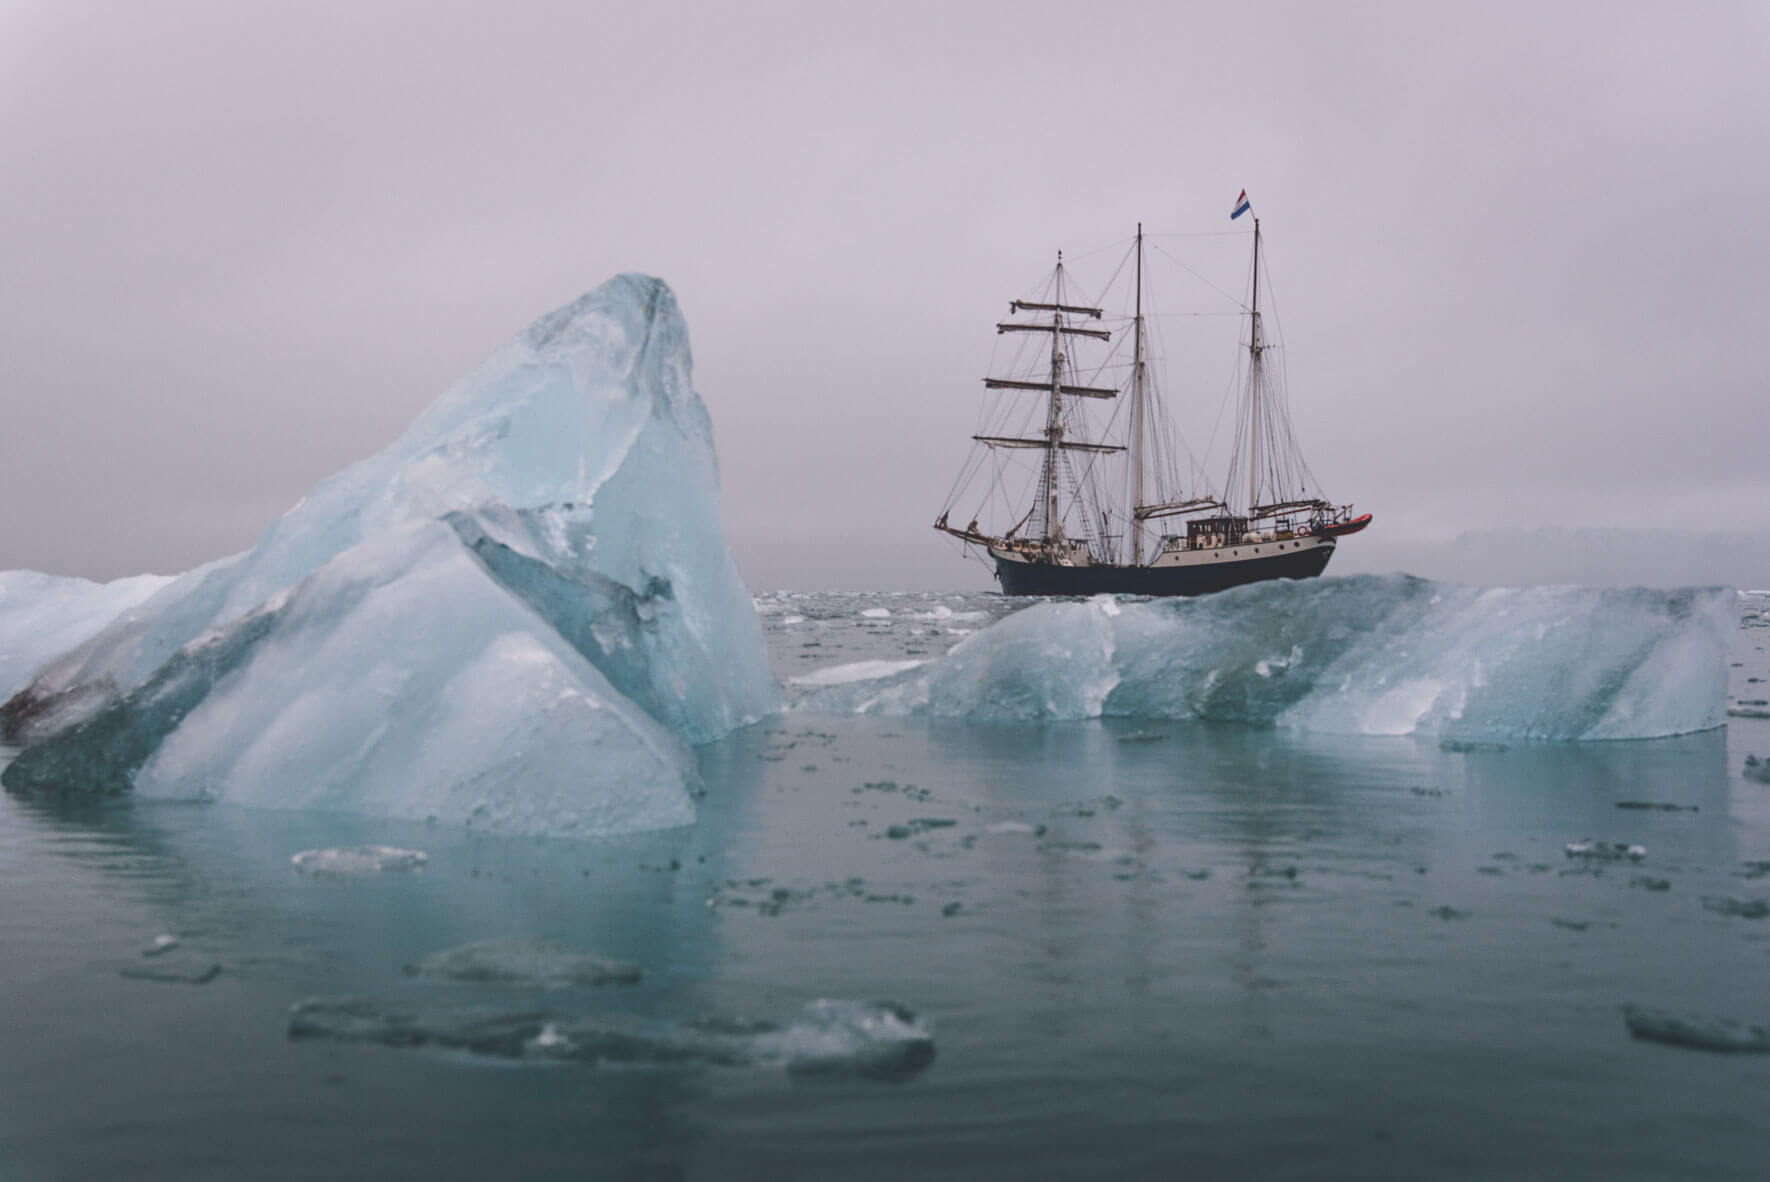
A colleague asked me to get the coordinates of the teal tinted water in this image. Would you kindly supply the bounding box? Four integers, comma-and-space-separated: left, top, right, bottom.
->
3, 591, 1769, 1180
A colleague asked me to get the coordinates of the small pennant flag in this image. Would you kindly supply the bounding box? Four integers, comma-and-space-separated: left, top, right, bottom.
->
1230, 190, 1251, 220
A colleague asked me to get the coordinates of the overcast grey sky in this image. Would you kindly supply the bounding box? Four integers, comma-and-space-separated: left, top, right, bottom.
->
2, 1, 1766, 590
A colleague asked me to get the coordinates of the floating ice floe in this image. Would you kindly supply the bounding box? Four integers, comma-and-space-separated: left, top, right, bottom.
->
405, 938, 641, 988
142, 933, 181, 958
1564, 840, 1647, 862
288, 997, 935, 1079
1622, 1005, 1770, 1053
291, 845, 429, 876
1, 276, 777, 835
120, 959, 223, 985
1701, 895, 1770, 919
794, 575, 1734, 741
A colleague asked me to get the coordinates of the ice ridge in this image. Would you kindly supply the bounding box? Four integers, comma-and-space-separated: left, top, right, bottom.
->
2, 276, 777, 834
795, 575, 1734, 741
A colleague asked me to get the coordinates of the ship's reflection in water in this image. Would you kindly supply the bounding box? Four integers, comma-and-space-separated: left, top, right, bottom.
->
2, 593, 1768, 1181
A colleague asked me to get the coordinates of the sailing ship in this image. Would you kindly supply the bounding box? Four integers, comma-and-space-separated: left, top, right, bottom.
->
934, 210, 1369, 596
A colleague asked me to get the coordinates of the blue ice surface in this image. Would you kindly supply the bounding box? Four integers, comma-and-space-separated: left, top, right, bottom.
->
0, 276, 777, 834
794, 576, 1735, 741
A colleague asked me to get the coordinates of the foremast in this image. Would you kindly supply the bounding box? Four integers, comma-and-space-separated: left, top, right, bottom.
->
936, 256, 1118, 553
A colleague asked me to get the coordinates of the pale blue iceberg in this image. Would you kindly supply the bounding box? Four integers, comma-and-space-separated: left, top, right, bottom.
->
3, 276, 777, 834
795, 575, 1734, 741
0, 570, 171, 701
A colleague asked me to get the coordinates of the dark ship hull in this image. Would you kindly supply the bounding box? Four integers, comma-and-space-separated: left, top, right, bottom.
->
994, 540, 1335, 597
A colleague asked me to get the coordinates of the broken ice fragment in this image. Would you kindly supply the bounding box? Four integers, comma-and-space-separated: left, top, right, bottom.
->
291, 846, 428, 876
1564, 840, 1646, 862
120, 961, 222, 985
1622, 1005, 1770, 1053
1701, 896, 1770, 919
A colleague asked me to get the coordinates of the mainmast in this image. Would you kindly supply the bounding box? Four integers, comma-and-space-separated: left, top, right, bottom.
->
1041, 255, 1065, 542
1130, 224, 1147, 565
1247, 217, 1264, 513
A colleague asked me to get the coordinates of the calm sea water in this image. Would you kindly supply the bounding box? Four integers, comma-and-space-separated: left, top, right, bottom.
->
3, 589, 1769, 1181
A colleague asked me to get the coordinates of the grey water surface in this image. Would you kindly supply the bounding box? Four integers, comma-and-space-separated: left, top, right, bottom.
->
3, 590, 1769, 1181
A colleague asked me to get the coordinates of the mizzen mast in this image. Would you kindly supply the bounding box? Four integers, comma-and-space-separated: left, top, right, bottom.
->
1247, 216, 1264, 513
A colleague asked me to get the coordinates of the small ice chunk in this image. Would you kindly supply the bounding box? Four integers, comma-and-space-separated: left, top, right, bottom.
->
142, 933, 180, 958
1702, 895, 1770, 919
860, 608, 892, 619
772, 999, 936, 1080
120, 961, 222, 985
1622, 1005, 1770, 1053
291, 845, 429, 876
1564, 840, 1646, 862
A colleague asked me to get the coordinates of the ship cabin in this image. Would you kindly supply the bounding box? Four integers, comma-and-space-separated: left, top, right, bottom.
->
1183, 515, 1249, 552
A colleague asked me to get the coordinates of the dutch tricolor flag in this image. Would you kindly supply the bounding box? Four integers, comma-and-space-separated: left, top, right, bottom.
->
1230, 190, 1251, 220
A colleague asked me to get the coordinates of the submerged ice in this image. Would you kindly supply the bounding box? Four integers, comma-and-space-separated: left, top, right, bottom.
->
796, 575, 1734, 741
287, 996, 935, 1079
2, 276, 777, 833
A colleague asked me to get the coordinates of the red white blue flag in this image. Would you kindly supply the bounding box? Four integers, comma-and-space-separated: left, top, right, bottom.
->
1230, 190, 1251, 220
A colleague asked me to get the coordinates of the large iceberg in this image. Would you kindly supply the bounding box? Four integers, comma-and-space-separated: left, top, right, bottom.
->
795, 575, 1733, 741
0, 571, 171, 702
2, 275, 778, 833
